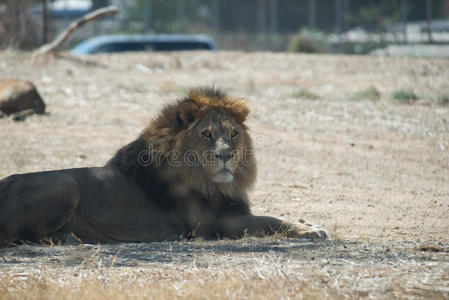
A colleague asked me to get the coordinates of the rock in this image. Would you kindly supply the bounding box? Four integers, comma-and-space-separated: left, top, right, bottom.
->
0, 79, 46, 120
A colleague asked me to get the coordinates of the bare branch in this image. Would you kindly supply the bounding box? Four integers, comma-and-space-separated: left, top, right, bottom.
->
32, 6, 119, 57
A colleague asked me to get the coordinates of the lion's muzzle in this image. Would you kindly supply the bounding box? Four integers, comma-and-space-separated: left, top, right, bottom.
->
211, 160, 235, 183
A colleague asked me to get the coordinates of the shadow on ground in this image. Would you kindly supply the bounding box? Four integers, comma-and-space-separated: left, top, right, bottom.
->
1, 239, 447, 268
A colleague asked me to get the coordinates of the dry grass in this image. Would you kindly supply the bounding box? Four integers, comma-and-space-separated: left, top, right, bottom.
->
1, 51, 449, 299
1, 240, 448, 299
0, 264, 330, 299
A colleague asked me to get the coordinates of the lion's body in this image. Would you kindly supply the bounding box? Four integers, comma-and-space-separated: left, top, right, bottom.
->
0, 88, 326, 245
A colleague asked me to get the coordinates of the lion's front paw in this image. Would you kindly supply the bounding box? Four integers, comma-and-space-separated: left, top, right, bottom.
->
286, 223, 328, 240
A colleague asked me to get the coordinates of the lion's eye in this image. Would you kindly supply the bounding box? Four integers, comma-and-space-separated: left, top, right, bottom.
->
202, 131, 212, 138
231, 130, 239, 138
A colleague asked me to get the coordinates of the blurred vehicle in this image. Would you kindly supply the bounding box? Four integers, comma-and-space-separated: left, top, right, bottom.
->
71, 34, 218, 55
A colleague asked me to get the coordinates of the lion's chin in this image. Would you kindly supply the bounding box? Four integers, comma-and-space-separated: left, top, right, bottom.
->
211, 170, 234, 183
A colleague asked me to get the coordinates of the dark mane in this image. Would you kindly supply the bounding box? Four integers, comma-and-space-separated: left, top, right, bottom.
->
144, 87, 250, 138
105, 138, 149, 178
106, 86, 256, 201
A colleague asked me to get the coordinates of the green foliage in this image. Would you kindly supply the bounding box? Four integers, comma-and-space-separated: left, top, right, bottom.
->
345, 2, 402, 32
352, 86, 381, 102
290, 88, 320, 100
438, 94, 449, 106
287, 29, 332, 54
392, 89, 419, 104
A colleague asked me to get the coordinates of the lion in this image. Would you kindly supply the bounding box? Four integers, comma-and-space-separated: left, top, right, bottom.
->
0, 87, 326, 245
0, 79, 46, 121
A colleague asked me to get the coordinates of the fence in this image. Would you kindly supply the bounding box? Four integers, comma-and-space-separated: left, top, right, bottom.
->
1, 0, 449, 52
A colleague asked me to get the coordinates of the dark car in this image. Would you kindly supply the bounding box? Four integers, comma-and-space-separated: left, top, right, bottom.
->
71, 34, 218, 55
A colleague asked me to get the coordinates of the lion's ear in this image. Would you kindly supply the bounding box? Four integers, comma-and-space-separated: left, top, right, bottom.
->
177, 101, 199, 127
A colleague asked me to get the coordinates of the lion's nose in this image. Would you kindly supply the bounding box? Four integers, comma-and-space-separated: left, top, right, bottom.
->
215, 151, 233, 162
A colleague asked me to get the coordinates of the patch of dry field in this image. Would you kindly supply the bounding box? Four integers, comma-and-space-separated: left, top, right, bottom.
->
1, 240, 448, 299
0, 51, 448, 299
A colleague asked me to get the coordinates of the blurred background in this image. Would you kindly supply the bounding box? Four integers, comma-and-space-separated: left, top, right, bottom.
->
1, 0, 449, 56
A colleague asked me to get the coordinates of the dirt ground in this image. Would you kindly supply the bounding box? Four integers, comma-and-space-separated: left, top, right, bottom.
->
0, 50, 448, 299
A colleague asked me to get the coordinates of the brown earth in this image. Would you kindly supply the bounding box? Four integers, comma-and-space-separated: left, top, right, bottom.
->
0, 50, 448, 299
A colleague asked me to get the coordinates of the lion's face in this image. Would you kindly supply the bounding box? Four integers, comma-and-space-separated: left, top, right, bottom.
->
190, 110, 247, 184
141, 88, 256, 195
